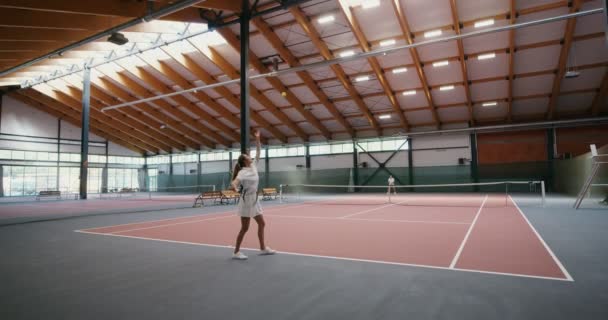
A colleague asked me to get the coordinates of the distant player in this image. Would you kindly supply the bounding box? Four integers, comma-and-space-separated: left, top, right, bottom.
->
387, 175, 397, 195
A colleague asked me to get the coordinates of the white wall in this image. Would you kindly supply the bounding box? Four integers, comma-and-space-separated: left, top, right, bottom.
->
201, 160, 229, 174
311, 154, 352, 169
0, 95, 139, 156
269, 156, 305, 171
411, 134, 470, 167
359, 151, 408, 168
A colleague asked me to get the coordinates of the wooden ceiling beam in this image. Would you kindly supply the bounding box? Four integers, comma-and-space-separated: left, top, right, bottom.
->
290, 5, 381, 135
546, 0, 582, 120
155, 48, 269, 144
448, 0, 475, 126
41, 83, 175, 152
113, 61, 235, 147
0, 7, 129, 30
337, 0, 410, 132
92, 76, 209, 148
224, 20, 334, 139
20, 88, 158, 153
197, 46, 290, 142
85, 82, 202, 150
590, 71, 608, 116
213, 28, 311, 141
9, 92, 145, 154
250, 17, 354, 137
133, 58, 270, 145
391, 0, 440, 129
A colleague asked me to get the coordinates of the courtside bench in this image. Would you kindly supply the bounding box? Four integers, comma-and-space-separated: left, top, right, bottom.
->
193, 191, 223, 207
221, 190, 240, 204
36, 190, 62, 201
262, 188, 278, 200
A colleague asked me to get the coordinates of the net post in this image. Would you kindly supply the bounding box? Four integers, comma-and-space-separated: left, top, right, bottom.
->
279, 184, 283, 203
148, 187, 152, 200
213, 185, 216, 192
541, 180, 546, 207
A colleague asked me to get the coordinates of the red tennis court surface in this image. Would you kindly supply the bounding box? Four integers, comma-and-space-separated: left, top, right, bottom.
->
77, 195, 572, 281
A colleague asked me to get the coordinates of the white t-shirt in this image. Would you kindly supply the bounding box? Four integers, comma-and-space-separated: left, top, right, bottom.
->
235, 159, 263, 217
388, 177, 395, 185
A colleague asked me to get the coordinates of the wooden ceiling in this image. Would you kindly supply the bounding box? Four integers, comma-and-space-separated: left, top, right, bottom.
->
1, 0, 607, 155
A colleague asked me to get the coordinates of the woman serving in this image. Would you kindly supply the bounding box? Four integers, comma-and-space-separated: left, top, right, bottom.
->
231, 131, 276, 260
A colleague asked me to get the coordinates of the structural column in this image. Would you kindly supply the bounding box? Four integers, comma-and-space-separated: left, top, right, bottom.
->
407, 138, 414, 186
352, 141, 359, 188
265, 145, 270, 188
470, 133, 479, 191
101, 140, 108, 193
240, 0, 251, 154
79, 68, 91, 200
305, 144, 311, 184
546, 128, 556, 192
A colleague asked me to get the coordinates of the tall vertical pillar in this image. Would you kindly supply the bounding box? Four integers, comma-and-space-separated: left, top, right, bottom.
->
352, 141, 359, 188
79, 68, 91, 200
305, 144, 311, 184
407, 137, 414, 186
546, 128, 556, 192
265, 145, 270, 188
470, 133, 479, 191
240, 0, 251, 155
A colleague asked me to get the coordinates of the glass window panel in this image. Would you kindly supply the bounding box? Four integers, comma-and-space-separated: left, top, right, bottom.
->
309, 145, 320, 155
367, 141, 382, 152
0, 149, 10, 159
0, 149, 11, 159
48, 153, 58, 161
330, 144, 342, 154
342, 143, 353, 153
37, 152, 49, 161
24, 151, 36, 160
382, 140, 396, 151
287, 147, 299, 157
318, 145, 330, 154
12, 150, 25, 160
59, 153, 70, 162
70, 154, 80, 162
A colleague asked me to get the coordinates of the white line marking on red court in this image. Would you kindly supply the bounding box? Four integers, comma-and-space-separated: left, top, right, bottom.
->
508, 195, 574, 281
266, 214, 470, 225
449, 194, 488, 269
338, 202, 397, 219
77, 202, 321, 233
74, 229, 573, 282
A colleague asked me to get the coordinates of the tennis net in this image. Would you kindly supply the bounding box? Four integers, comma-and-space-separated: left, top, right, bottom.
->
279, 181, 545, 208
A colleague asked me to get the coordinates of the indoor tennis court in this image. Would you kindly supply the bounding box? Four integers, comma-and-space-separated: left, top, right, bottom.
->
0, 0, 607, 319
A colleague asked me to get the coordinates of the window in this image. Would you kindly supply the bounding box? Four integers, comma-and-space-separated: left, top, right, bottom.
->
37, 152, 49, 161
0, 149, 10, 159
12, 150, 25, 160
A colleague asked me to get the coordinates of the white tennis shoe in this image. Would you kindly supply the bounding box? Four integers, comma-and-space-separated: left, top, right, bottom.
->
260, 247, 276, 255
232, 252, 248, 260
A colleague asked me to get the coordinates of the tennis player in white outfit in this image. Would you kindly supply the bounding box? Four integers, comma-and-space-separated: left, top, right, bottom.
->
231, 131, 276, 260
387, 175, 397, 195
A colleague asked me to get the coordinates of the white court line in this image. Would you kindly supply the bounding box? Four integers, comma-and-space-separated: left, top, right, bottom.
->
338, 202, 397, 219
449, 195, 488, 269
110, 214, 235, 234
77, 202, 320, 233
74, 229, 573, 282
508, 195, 574, 281
266, 214, 470, 225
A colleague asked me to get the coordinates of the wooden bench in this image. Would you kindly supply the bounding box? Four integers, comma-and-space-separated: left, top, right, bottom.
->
262, 188, 278, 200
36, 190, 61, 201
221, 190, 241, 205
193, 191, 223, 207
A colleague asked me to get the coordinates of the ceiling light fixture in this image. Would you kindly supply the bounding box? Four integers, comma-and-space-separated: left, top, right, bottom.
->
380, 39, 396, 47
402, 90, 416, 96
361, 0, 381, 9
340, 50, 355, 58
392, 67, 408, 74
424, 29, 443, 38
318, 15, 335, 24
482, 101, 497, 107
474, 19, 495, 28
439, 85, 455, 91
355, 75, 370, 82
432, 60, 449, 67
378, 114, 392, 119
477, 53, 496, 60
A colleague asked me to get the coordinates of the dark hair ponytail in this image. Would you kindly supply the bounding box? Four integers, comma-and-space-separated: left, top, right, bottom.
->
231, 154, 248, 181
